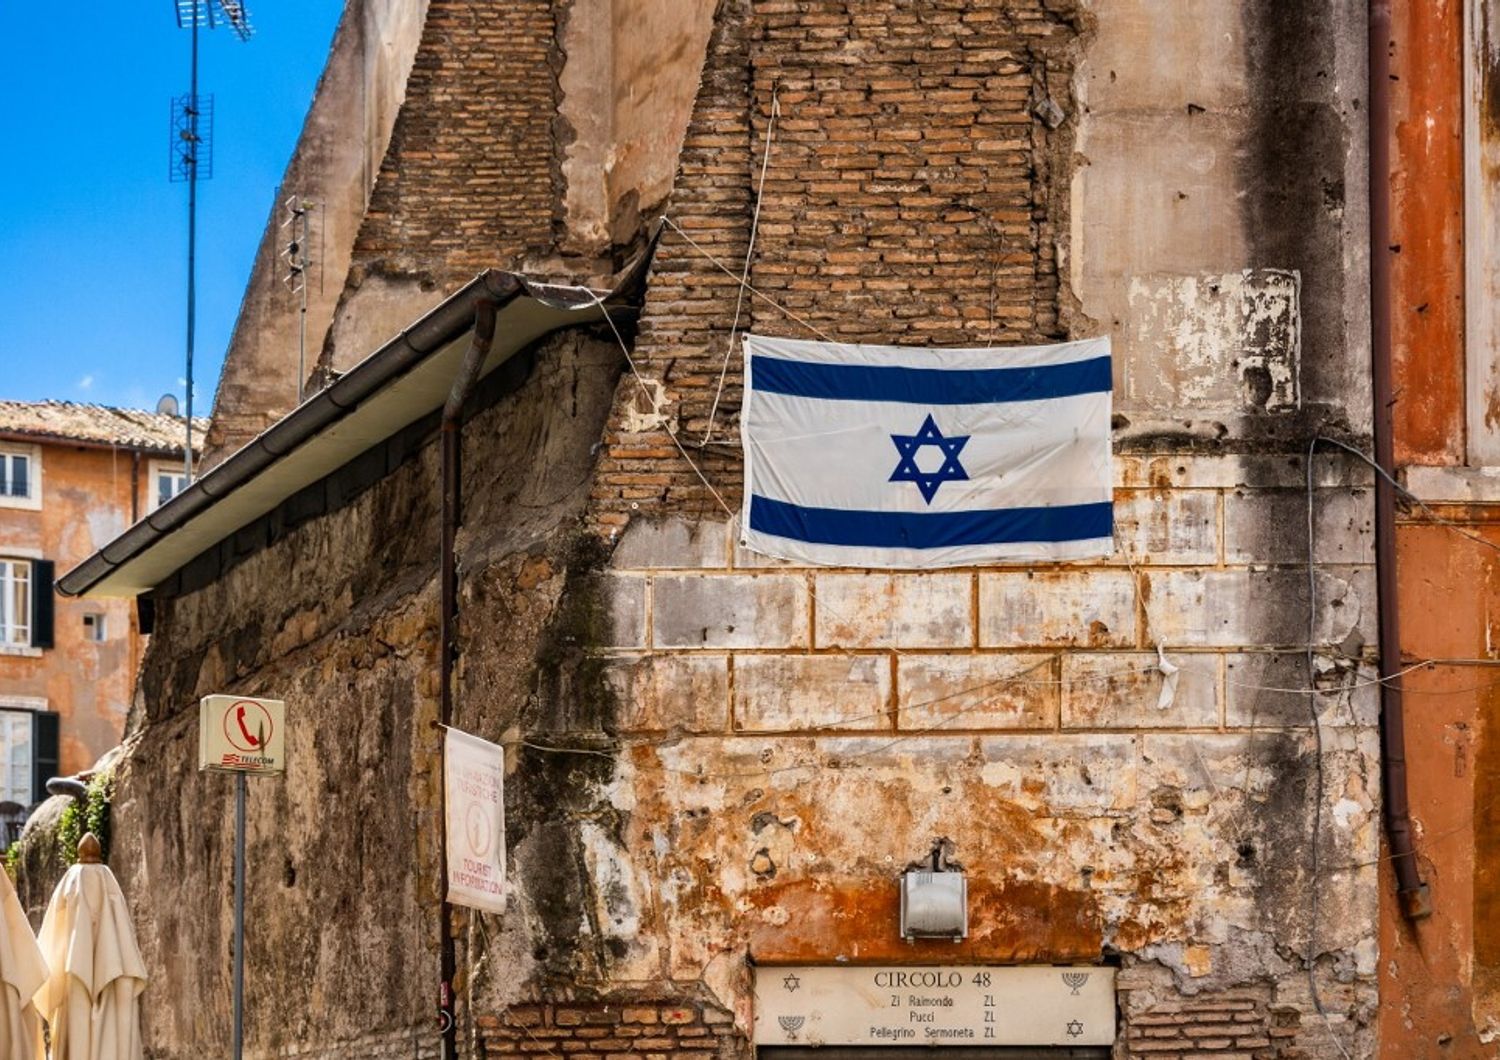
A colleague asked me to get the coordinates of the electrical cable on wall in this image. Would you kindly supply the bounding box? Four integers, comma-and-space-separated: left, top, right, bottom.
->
702, 86, 780, 447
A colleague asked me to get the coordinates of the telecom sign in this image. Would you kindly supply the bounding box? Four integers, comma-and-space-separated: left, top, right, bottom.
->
198, 695, 286, 775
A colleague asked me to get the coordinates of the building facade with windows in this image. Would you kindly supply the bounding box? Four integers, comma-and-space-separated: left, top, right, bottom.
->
0, 400, 203, 818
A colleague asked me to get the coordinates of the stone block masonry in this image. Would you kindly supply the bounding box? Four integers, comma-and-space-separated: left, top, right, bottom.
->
601, 455, 1377, 740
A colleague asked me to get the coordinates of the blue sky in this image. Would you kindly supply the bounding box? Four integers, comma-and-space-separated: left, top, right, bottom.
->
0, 2, 344, 411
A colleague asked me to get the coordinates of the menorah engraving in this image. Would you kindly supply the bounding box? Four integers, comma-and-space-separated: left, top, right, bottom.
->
1061, 972, 1090, 996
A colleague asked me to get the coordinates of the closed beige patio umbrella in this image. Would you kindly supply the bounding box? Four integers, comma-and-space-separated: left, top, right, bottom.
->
0, 858, 47, 1060
35, 834, 146, 1060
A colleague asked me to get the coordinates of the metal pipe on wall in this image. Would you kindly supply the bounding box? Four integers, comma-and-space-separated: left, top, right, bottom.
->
436, 297, 499, 1059
1368, 0, 1432, 920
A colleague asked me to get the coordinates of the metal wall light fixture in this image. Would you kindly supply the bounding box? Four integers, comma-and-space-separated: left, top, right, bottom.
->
900, 839, 968, 941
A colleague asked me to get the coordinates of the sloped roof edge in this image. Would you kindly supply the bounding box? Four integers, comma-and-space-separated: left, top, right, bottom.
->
0, 400, 209, 454
58, 247, 655, 599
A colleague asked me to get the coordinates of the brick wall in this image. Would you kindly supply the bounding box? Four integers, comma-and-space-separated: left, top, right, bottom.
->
479, 1001, 739, 1060
348, 0, 561, 287
593, 0, 1082, 526
1123, 995, 1291, 1058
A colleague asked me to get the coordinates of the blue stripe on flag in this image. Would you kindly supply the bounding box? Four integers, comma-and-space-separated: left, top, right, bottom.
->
751, 354, 1112, 404
749, 496, 1113, 549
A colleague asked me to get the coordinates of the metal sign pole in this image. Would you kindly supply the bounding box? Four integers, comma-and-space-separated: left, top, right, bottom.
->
198, 694, 284, 1057
233, 771, 246, 1060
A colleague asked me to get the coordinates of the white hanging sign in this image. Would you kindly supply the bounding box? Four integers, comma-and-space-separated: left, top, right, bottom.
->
444, 727, 506, 913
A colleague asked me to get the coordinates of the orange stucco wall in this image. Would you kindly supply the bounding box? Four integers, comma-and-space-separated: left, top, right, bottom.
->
1379, 0, 1496, 1053
0, 439, 156, 781
1390, 0, 1467, 466
1382, 517, 1500, 1055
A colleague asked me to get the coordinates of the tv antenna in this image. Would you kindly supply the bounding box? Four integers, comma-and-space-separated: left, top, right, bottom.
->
169, 0, 254, 485
280, 195, 321, 403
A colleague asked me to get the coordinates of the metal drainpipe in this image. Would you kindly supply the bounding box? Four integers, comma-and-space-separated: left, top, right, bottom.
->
1369, 0, 1432, 920
436, 297, 499, 1057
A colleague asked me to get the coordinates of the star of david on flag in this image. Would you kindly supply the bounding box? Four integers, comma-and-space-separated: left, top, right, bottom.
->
889, 414, 970, 503
740, 334, 1114, 568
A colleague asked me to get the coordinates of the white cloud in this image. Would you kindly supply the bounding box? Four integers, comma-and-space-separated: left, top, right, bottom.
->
77, 374, 94, 391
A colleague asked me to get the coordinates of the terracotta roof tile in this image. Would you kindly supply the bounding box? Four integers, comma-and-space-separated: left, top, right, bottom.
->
0, 399, 209, 454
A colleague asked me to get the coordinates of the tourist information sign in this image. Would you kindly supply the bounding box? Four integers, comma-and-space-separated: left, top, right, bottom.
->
444, 727, 506, 914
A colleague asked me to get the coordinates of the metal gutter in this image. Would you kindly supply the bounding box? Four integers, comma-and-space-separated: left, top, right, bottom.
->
58, 242, 655, 599
1369, 0, 1431, 919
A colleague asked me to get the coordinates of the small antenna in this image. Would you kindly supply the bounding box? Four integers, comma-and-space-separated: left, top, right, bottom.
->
175, 0, 254, 41
156, 393, 181, 417
280, 196, 319, 403
169, 93, 214, 183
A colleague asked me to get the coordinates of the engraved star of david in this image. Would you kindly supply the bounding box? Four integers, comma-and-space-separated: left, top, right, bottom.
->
889, 414, 970, 504
782, 973, 802, 993
1066, 1020, 1084, 1038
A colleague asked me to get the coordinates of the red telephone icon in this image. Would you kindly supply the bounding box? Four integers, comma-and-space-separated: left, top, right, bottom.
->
235, 705, 262, 748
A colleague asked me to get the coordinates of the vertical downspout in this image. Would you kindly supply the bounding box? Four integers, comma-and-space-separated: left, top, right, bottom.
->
437, 297, 499, 1058
1369, 0, 1433, 920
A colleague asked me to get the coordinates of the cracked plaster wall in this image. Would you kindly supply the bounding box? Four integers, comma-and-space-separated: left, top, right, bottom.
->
101, 0, 1385, 1057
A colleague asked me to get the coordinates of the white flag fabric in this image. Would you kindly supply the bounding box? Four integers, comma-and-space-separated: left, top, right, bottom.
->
444, 728, 506, 914
740, 334, 1114, 568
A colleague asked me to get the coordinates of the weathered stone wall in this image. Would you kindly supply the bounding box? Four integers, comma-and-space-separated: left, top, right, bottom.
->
566, 448, 1379, 1056
111, 331, 625, 1057
564, 0, 1379, 1056
204, 0, 431, 465
113, 0, 1384, 1057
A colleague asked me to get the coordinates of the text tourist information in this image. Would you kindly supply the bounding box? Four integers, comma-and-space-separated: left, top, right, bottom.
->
444, 727, 506, 914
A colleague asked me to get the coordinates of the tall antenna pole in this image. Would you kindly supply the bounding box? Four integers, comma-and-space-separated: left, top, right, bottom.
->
170, 0, 253, 483
185, 10, 198, 482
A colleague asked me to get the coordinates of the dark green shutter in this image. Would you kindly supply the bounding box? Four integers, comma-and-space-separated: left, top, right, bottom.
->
31, 710, 58, 805
30, 560, 53, 649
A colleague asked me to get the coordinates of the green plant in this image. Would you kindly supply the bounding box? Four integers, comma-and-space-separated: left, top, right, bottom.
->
56, 769, 115, 865
3, 840, 20, 881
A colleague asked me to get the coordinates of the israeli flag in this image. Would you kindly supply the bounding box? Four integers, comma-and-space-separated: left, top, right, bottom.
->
740, 334, 1113, 568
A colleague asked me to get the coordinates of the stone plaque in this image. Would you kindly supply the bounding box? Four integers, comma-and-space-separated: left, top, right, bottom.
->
753, 965, 1114, 1048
